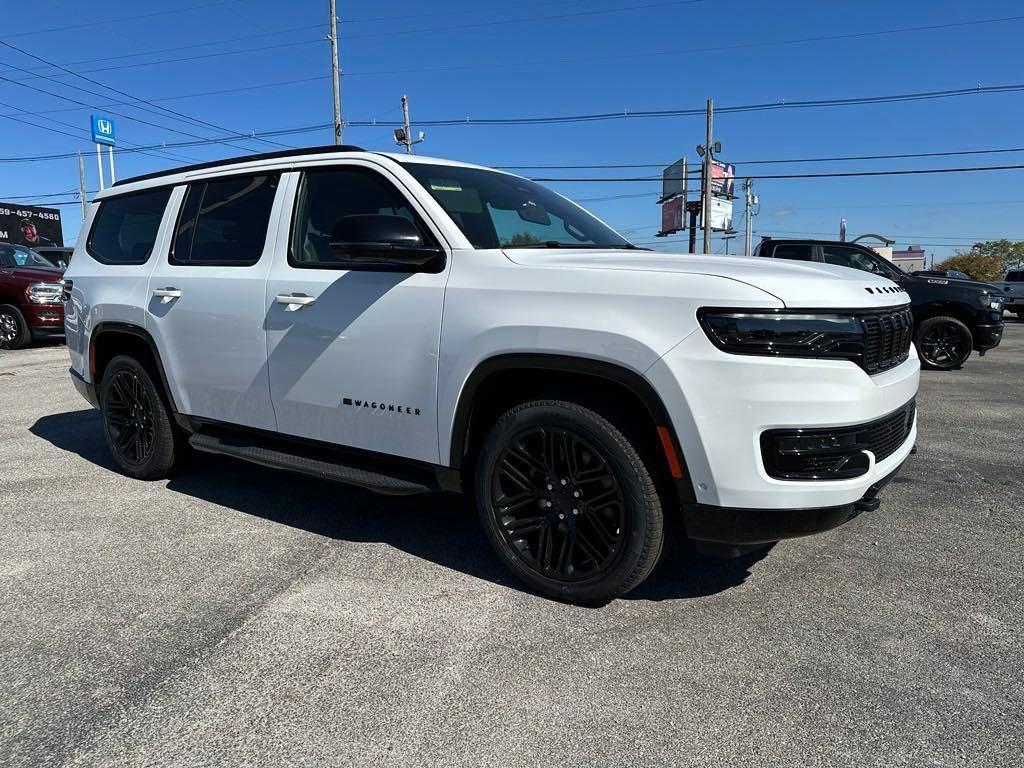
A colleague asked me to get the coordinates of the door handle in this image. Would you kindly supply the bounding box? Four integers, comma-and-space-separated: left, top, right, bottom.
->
153, 287, 182, 304
275, 293, 316, 311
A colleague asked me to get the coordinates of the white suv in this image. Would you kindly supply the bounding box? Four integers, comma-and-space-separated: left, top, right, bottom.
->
64, 146, 919, 603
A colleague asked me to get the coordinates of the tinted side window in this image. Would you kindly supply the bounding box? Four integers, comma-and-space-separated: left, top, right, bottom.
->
172, 174, 279, 266
772, 244, 814, 261
821, 245, 879, 273
87, 188, 172, 265
1007, 271, 1023, 282
290, 167, 429, 267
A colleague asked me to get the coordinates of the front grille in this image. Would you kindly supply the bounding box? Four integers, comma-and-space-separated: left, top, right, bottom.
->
761, 399, 916, 481
860, 307, 914, 374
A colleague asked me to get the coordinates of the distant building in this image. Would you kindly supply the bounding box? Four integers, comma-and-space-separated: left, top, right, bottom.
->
891, 245, 926, 273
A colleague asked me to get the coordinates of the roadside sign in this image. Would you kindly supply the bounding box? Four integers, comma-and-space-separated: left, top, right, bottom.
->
708, 197, 733, 231
659, 197, 685, 235
0, 202, 64, 247
661, 158, 686, 202
90, 115, 116, 146
711, 160, 734, 197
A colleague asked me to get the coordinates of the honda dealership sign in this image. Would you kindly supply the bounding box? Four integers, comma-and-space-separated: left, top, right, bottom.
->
0, 202, 64, 247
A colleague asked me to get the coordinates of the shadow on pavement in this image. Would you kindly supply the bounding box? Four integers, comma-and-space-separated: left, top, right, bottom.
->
30, 408, 767, 604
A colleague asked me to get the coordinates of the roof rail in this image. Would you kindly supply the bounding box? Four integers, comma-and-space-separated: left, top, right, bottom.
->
112, 144, 366, 187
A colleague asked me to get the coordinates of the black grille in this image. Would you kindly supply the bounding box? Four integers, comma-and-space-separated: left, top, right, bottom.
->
761, 399, 916, 481
860, 307, 914, 374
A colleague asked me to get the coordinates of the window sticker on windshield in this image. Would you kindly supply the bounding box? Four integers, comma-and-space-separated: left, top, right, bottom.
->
430, 179, 463, 192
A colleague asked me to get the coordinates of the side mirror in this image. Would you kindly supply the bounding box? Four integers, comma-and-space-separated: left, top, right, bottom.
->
329, 214, 444, 273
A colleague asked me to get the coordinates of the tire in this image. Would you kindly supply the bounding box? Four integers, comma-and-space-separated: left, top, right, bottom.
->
0, 304, 30, 350
475, 399, 665, 604
99, 355, 180, 480
915, 316, 973, 370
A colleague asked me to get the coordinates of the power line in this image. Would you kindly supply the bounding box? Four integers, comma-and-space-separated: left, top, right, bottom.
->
3, 0, 246, 39
8, 10, 1020, 83
500, 145, 1024, 169
0, 38, 288, 151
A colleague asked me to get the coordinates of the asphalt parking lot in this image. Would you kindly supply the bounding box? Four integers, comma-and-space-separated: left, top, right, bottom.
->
1, 325, 1022, 768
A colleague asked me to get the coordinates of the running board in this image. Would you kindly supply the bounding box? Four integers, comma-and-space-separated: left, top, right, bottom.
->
188, 431, 435, 496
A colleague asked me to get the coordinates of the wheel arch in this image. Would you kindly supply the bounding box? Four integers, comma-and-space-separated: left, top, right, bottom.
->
90, 322, 179, 414
447, 353, 696, 505
912, 300, 977, 329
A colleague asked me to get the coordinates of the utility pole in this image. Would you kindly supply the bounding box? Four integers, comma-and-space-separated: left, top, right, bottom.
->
328, 0, 343, 144
77, 152, 87, 219
743, 178, 757, 257
393, 95, 424, 153
401, 95, 412, 154
702, 98, 713, 254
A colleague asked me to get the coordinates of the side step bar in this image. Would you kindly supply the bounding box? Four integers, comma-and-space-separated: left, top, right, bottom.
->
188, 431, 435, 496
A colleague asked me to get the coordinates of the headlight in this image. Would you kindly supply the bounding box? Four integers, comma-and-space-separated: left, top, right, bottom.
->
982, 293, 1004, 310
26, 281, 64, 304
698, 310, 864, 359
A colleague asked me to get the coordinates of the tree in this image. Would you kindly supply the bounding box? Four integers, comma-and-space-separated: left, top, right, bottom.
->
944, 240, 1024, 277
932, 250, 1006, 282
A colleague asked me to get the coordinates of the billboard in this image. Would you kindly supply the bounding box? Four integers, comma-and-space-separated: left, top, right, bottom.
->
661, 157, 686, 202
708, 198, 733, 231
659, 196, 685, 235
711, 161, 735, 197
0, 203, 64, 247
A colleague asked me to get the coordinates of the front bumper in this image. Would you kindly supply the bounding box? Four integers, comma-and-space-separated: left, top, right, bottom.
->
645, 327, 920, 510
683, 461, 905, 548
973, 322, 1003, 352
24, 302, 65, 330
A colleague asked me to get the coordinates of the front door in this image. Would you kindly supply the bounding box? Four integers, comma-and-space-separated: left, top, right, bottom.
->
146, 173, 286, 431
265, 163, 450, 464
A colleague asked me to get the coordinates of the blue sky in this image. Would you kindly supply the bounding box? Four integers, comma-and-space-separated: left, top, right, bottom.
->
3, 0, 1024, 261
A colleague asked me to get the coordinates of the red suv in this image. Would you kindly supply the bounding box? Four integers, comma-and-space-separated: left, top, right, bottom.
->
0, 243, 65, 350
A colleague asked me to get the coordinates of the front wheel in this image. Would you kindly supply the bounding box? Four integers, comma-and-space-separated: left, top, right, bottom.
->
475, 400, 665, 604
915, 316, 973, 370
0, 304, 30, 350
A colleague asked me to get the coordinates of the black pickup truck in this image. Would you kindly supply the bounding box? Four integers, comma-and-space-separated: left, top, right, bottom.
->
754, 238, 1005, 370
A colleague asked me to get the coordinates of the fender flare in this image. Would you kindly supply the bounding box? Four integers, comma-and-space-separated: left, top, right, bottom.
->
90, 321, 179, 413
447, 353, 695, 502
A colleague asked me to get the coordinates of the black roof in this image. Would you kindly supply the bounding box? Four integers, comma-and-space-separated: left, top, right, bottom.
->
113, 144, 366, 187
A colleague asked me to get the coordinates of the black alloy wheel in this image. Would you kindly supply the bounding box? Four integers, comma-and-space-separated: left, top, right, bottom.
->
104, 370, 157, 465
492, 425, 627, 582
915, 316, 973, 370
476, 400, 664, 604
99, 355, 181, 480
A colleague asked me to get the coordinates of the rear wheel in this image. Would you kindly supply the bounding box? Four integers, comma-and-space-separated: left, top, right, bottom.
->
915, 316, 973, 370
0, 305, 30, 350
99, 355, 180, 480
475, 400, 665, 604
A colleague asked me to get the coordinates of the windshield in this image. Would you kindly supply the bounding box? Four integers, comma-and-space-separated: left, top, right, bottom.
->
401, 162, 632, 250
0, 243, 58, 270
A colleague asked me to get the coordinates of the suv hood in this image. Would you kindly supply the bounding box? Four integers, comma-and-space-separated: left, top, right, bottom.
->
503, 249, 909, 309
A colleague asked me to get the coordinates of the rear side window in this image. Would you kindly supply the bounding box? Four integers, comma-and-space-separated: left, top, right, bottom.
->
1007, 271, 1023, 282
772, 244, 814, 261
172, 174, 279, 266
87, 187, 172, 265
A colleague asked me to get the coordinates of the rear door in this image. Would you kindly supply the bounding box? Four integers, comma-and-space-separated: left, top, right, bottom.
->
146, 172, 286, 431
264, 162, 450, 464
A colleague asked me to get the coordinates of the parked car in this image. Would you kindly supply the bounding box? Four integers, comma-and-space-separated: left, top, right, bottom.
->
992, 269, 1024, 317
64, 146, 920, 603
754, 238, 1004, 370
32, 246, 73, 270
0, 243, 65, 349
913, 269, 970, 280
